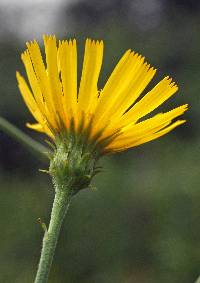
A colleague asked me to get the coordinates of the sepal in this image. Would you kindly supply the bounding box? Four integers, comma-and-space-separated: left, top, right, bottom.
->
49, 131, 101, 195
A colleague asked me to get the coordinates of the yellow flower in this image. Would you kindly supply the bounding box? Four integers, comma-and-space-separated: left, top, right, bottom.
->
16, 35, 187, 154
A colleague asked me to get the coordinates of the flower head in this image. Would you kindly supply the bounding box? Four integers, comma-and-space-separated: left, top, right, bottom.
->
16, 35, 187, 155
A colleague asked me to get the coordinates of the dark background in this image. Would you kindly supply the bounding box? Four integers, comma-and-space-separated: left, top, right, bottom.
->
0, 0, 199, 282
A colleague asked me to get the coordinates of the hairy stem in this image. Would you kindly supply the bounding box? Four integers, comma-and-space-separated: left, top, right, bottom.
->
34, 189, 72, 283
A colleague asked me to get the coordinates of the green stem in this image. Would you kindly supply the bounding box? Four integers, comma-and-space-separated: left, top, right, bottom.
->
34, 189, 72, 283
0, 117, 48, 161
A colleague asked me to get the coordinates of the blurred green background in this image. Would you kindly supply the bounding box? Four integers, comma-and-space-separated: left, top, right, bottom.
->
0, 0, 199, 282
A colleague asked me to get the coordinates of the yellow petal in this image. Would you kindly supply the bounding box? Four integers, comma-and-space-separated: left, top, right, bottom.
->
27, 122, 54, 138
111, 64, 156, 120
107, 120, 186, 152
123, 104, 188, 135
118, 76, 178, 127
26, 122, 44, 132
93, 49, 132, 123
21, 50, 55, 127
128, 120, 186, 149
43, 35, 65, 124
97, 64, 156, 136
107, 104, 188, 149
16, 71, 43, 124
26, 40, 55, 118
58, 39, 77, 119
94, 51, 148, 127
78, 39, 103, 114
21, 50, 44, 106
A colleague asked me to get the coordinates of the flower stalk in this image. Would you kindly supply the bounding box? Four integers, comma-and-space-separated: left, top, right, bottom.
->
34, 188, 72, 283
34, 133, 99, 282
